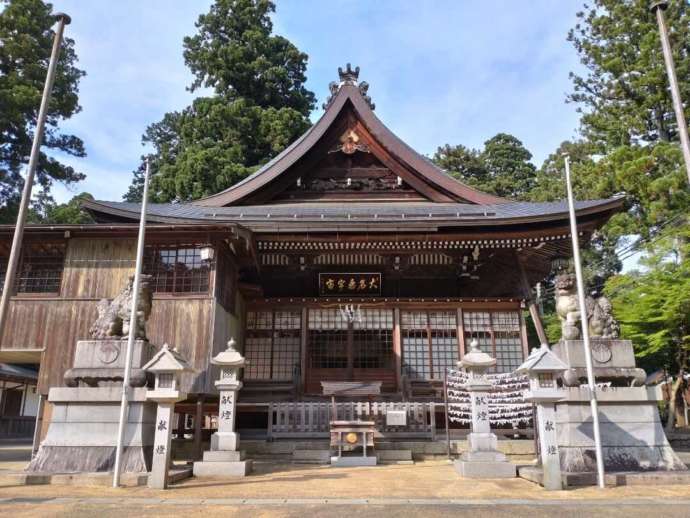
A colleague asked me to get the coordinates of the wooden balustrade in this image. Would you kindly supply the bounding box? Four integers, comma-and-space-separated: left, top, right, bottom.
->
266, 401, 438, 439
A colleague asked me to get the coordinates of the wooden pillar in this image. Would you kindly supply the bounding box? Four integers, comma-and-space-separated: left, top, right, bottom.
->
393, 308, 402, 393
519, 309, 530, 359
457, 308, 466, 360
300, 307, 307, 395
176, 412, 186, 439
346, 323, 354, 381
20, 383, 27, 416
516, 252, 549, 345
193, 395, 205, 461
31, 394, 45, 458
0, 381, 7, 417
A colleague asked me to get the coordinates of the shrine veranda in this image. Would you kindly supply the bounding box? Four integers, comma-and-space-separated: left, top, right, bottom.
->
0, 67, 626, 452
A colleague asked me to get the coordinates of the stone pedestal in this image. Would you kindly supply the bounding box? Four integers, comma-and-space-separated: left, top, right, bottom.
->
27, 386, 156, 473
556, 385, 687, 473
28, 338, 157, 474
552, 340, 646, 387
193, 385, 252, 477
454, 384, 517, 478
64, 339, 155, 387
552, 339, 687, 474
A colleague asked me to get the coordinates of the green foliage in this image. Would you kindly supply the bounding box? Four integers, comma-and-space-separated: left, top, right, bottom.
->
432, 133, 536, 199
432, 144, 487, 187
604, 228, 690, 376
543, 310, 562, 344
183, 0, 314, 114
0, 0, 86, 222
482, 133, 537, 199
568, 0, 690, 148
125, 0, 315, 202
529, 140, 689, 289
40, 192, 94, 224
26, 191, 94, 224
530, 1, 690, 371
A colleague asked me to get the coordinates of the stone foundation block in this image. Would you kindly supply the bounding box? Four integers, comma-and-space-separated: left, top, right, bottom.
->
454, 459, 516, 478
202, 450, 246, 462
193, 460, 252, 477
330, 456, 377, 467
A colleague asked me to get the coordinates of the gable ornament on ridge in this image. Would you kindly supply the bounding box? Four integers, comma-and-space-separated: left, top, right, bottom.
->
323, 63, 375, 110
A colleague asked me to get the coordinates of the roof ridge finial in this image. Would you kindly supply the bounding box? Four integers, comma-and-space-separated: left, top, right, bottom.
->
338, 63, 360, 84
322, 64, 375, 111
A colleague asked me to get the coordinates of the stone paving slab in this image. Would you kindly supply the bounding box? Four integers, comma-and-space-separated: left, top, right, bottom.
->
3, 461, 690, 506
5, 496, 690, 506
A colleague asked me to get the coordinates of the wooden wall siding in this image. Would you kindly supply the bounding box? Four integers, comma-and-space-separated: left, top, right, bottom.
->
0, 237, 246, 395
0, 300, 98, 392
206, 292, 246, 393
0, 298, 218, 394
62, 238, 136, 299
146, 298, 214, 394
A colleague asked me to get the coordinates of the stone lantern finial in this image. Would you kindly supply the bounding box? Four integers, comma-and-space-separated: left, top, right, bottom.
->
211, 338, 245, 367
459, 339, 496, 375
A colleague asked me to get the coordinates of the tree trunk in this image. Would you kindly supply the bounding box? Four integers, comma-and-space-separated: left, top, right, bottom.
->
665, 375, 684, 432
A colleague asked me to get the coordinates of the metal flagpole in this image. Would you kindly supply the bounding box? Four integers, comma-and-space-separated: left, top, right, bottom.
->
563, 154, 606, 488
0, 13, 71, 341
650, 1, 690, 185
113, 158, 151, 487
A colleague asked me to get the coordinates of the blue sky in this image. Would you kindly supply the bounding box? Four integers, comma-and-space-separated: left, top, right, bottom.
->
47, 0, 585, 204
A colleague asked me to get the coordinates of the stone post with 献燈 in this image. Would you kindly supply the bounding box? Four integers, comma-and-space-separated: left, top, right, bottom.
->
517, 343, 568, 490
193, 338, 253, 477
142, 343, 195, 489
454, 339, 516, 478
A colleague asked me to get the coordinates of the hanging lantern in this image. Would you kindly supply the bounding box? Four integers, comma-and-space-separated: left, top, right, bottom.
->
550, 256, 570, 274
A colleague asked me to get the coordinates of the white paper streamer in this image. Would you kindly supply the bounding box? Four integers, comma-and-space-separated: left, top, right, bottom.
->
446, 368, 533, 427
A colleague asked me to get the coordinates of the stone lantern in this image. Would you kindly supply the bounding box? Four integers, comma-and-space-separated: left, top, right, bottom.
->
142, 343, 195, 489
454, 339, 516, 478
193, 338, 252, 477
517, 343, 568, 490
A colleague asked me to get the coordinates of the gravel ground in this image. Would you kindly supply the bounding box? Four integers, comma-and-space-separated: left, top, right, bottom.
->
3, 445, 690, 517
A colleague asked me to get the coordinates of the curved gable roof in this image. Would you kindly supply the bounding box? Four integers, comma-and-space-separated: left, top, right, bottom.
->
193, 81, 507, 207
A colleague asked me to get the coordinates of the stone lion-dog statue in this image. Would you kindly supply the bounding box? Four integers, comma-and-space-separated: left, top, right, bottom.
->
555, 272, 619, 340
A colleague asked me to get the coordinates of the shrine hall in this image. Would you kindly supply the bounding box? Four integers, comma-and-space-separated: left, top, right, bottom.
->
0, 65, 621, 443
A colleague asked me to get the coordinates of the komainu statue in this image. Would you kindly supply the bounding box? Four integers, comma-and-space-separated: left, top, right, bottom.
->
555, 272, 619, 340
89, 274, 153, 340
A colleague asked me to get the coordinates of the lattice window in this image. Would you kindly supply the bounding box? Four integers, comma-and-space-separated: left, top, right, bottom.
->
353, 309, 394, 369
492, 311, 523, 373
144, 244, 210, 294
308, 309, 348, 369
463, 311, 493, 355
271, 311, 301, 380
0, 243, 66, 294
430, 311, 458, 377
244, 310, 302, 381
463, 310, 524, 373
401, 311, 458, 380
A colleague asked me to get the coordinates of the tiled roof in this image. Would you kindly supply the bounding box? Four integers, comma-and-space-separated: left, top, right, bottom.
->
193, 83, 505, 207
83, 198, 623, 230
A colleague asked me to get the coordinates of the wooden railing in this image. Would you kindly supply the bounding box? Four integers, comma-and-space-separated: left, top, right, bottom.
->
0, 416, 35, 438
267, 401, 438, 439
